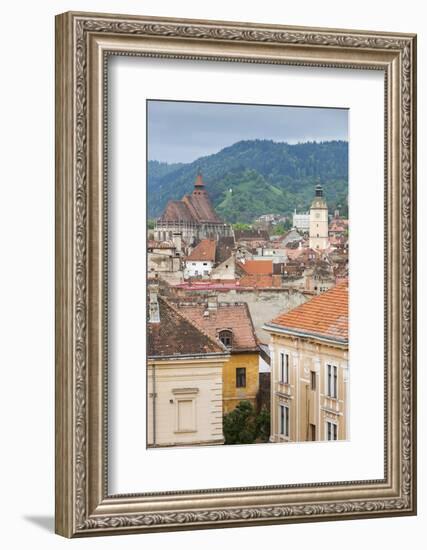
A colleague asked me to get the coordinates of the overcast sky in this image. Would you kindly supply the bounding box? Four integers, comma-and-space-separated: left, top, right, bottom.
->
147, 100, 348, 164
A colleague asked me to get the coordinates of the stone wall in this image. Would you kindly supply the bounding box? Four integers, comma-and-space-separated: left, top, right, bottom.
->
218, 289, 308, 344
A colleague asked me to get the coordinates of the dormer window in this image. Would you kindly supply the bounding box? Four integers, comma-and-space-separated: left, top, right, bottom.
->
219, 329, 233, 348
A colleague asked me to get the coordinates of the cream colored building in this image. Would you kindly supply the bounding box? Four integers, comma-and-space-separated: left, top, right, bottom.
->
264, 282, 349, 442
147, 289, 229, 447
309, 183, 329, 250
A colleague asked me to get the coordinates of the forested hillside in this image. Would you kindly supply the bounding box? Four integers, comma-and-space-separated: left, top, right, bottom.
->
148, 140, 348, 223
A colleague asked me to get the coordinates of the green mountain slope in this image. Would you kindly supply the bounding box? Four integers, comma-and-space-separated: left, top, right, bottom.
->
147, 139, 348, 223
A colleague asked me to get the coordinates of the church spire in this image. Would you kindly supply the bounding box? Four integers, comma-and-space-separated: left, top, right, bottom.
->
194, 169, 204, 189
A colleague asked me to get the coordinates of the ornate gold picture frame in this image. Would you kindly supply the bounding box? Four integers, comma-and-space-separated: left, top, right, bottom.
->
55, 11, 417, 537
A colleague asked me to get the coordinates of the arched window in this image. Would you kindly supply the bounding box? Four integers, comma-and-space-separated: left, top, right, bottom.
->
219, 329, 233, 348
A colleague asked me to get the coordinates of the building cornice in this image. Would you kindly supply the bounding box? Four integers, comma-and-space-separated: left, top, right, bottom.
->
148, 351, 230, 362
263, 322, 348, 347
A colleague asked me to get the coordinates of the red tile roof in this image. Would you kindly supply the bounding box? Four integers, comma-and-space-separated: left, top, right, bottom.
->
239, 274, 281, 288
180, 302, 258, 352
267, 282, 348, 342
186, 239, 216, 262
240, 260, 273, 275
285, 246, 319, 261
148, 297, 226, 357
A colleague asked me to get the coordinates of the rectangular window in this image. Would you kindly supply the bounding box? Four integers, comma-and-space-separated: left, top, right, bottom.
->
279, 404, 290, 437
309, 423, 316, 441
280, 352, 289, 383
326, 421, 338, 441
236, 367, 246, 388
327, 364, 338, 398
177, 400, 194, 432
310, 371, 316, 391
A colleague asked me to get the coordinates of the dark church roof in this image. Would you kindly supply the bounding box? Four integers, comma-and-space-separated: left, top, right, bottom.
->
160, 200, 194, 222
159, 173, 223, 224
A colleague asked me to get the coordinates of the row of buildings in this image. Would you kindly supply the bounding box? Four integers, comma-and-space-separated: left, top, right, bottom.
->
147, 173, 349, 447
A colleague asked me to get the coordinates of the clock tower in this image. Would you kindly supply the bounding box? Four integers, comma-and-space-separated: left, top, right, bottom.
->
309, 183, 329, 250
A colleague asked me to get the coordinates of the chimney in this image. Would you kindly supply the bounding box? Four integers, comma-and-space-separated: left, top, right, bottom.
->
207, 294, 218, 311
149, 283, 160, 323
172, 232, 182, 254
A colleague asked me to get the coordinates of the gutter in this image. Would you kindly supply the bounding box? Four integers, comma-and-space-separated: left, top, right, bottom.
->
263, 322, 348, 347
148, 351, 230, 361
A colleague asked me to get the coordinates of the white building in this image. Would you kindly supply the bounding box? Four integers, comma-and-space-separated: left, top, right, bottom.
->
184, 239, 216, 279
147, 288, 229, 447
293, 210, 310, 232
309, 183, 329, 250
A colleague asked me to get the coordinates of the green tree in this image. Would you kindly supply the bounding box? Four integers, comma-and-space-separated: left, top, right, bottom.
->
223, 400, 257, 444
147, 219, 155, 230
223, 401, 271, 444
233, 222, 252, 232
256, 406, 271, 443
147, 139, 349, 221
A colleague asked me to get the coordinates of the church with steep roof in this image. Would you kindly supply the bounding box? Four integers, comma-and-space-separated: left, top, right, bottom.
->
154, 172, 232, 244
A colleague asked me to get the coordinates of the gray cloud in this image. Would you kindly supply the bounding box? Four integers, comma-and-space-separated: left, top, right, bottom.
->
148, 100, 348, 163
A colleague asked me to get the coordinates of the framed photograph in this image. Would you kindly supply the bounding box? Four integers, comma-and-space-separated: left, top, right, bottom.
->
55, 11, 417, 537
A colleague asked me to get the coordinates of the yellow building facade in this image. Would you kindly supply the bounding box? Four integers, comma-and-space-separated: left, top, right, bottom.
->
222, 352, 259, 414
180, 300, 260, 415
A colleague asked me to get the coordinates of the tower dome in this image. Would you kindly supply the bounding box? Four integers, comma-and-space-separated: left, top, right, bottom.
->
311, 182, 327, 209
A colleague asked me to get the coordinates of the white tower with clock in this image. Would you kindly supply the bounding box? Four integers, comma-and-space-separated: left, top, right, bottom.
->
309, 183, 329, 250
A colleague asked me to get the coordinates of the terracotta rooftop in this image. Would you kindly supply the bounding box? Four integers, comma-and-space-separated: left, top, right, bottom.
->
239, 274, 282, 288
186, 239, 216, 262
239, 260, 273, 275
267, 282, 348, 342
285, 247, 318, 262
180, 302, 258, 353
148, 296, 225, 357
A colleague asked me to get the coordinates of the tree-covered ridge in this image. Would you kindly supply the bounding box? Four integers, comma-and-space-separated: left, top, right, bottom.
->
148, 139, 348, 223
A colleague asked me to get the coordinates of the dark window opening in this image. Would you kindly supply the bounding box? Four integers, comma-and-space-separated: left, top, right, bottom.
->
310, 371, 316, 391
219, 330, 233, 348
310, 423, 316, 441
236, 367, 246, 388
